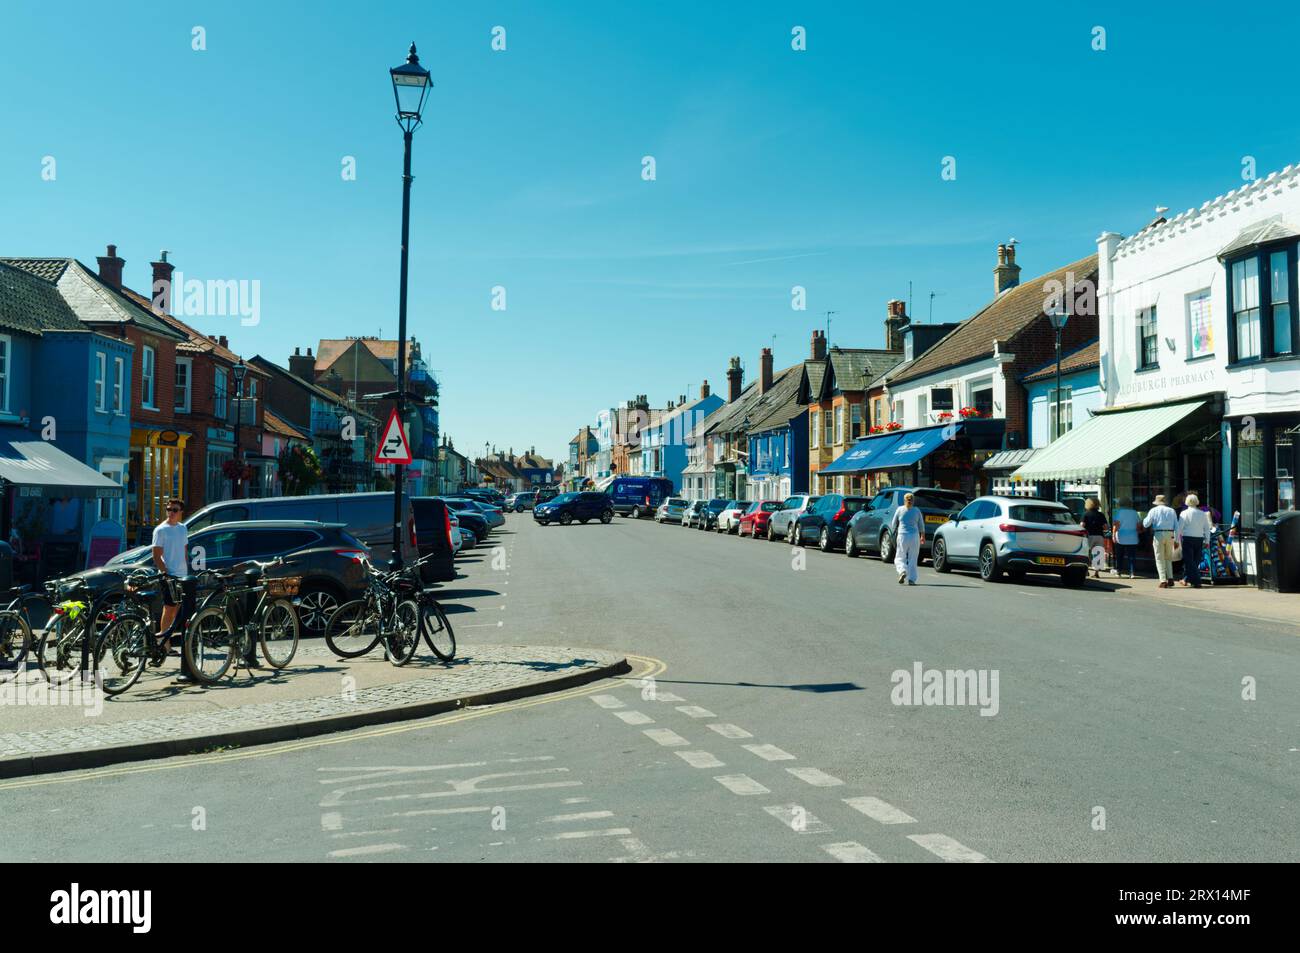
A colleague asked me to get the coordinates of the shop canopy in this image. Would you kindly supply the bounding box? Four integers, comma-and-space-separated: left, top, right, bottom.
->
819, 432, 905, 475
861, 424, 963, 472
0, 439, 123, 499
1011, 400, 1209, 483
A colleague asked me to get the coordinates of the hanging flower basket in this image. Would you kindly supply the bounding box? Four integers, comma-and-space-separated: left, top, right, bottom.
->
222, 459, 255, 482
885, 421, 903, 431
958, 407, 986, 419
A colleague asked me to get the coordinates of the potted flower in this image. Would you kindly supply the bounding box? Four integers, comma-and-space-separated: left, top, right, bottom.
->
937, 411, 954, 422
885, 421, 903, 431
958, 406, 985, 419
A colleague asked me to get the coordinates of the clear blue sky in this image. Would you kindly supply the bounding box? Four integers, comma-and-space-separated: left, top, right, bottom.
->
4, 1, 1299, 465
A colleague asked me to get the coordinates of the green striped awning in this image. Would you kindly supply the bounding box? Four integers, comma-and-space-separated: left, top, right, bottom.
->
1011, 400, 1208, 483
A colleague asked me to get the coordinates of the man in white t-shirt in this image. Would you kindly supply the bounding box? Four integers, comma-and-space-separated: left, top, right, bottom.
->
151, 499, 190, 678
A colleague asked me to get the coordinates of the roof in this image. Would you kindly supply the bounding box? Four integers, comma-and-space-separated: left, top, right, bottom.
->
804, 360, 826, 402
0, 261, 85, 336
1217, 215, 1300, 260
515, 451, 553, 470
115, 284, 270, 374
263, 409, 308, 440
888, 254, 1099, 386
315, 338, 420, 372
821, 348, 904, 398
747, 366, 807, 434
0, 258, 185, 341
1021, 340, 1101, 383
982, 448, 1037, 471
248, 355, 378, 422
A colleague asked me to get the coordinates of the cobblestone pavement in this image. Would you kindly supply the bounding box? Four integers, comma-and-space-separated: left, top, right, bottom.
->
0, 644, 624, 761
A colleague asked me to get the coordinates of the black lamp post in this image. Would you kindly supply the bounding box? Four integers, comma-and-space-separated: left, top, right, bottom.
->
387, 43, 432, 568
231, 360, 248, 500
1046, 303, 1070, 445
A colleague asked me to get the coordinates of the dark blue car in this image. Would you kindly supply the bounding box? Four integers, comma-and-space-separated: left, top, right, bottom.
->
535, 492, 615, 526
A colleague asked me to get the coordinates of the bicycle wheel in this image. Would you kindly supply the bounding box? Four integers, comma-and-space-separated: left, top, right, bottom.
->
419, 598, 456, 662
93, 616, 150, 696
324, 600, 380, 658
259, 598, 300, 669
34, 613, 91, 685
183, 606, 237, 684
0, 612, 33, 672
385, 600, 421, 666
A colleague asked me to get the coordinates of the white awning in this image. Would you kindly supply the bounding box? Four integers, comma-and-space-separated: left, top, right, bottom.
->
1012, 400, 1208, 483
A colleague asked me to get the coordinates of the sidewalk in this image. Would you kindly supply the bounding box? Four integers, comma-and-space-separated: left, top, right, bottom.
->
0, 642, 628, 778
1091, 573, 1299, 629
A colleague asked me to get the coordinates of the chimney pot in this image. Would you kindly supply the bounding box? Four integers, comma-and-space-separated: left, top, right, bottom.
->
96, 244, 125, 290
993, 242, 1021, 295
759, 347, 774, 394
885, 299, 908, 351
726, 357, 744, 402
150, 253, 175, 315
700, 380, 710, 398
810, 329, 827, 361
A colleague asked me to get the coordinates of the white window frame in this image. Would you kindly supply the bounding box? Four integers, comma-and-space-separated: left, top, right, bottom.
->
0, 334, 9, 413
1049, 386, 1073, 442
141, 345, 157, 409
850, 403, 862, 439
95, 352, 107, 411
113, 357, 125, 414
917, 394, 928, 426
175, 357, 192, 413
810, 411, 820, 449
834, 405, 843, 446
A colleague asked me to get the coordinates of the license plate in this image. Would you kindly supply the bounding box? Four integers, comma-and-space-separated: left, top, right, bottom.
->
924, 514, 946, 524
1036, 556, 1066, 566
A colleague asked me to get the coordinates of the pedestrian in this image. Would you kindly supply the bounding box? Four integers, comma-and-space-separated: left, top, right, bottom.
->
1111, 498, 1140, 579
891, 491, 925, 586
150, 498, 194, 683
1177, 493, 1213, 588
1142, 493, 1179, 588
1081, 498, 1108, 578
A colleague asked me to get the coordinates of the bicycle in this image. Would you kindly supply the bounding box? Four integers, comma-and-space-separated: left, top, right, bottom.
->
32, 575, 128, 685
0, 584, 52, 674
182, 557, 301, 685
324, 555, 430, 665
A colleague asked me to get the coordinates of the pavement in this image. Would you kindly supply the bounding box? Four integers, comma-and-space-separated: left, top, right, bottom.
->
1, 514, 1295, 863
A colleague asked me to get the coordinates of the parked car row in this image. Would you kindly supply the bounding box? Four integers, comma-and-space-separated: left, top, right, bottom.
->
642, 487, 1095, 587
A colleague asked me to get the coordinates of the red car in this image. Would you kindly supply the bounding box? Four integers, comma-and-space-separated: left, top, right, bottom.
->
737, 500, 785, 538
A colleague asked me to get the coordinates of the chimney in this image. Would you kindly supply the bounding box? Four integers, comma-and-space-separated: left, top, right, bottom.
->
150, 250, 174, 315
726, 356, 743, 402
810, 329, 827, 361
217, 335, 229, 349
759, 347, 774, 394
994, 242, 1021, 295
96, 244, 125, 290
700, 380, 710, 399
289, 346, 316, 381
885, 299, 908, 351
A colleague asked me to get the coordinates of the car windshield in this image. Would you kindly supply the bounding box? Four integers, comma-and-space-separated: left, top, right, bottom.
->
707, 500, 728, 510
667, 498, 687, 506
913, 491, 965, 510
1010, 504, 1076, 525
843, 498, 870, 513
553, 493, 578, 503
761, 502, 783, 512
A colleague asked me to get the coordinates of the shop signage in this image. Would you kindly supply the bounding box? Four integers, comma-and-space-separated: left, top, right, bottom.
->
1116, 369, 1217, 400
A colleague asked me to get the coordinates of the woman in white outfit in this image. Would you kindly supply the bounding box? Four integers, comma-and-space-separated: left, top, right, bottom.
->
891, 492, 925, 585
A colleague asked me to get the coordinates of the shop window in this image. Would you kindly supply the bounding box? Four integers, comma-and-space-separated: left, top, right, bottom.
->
1137, 306, 1159, 369
1232, 257, 1262, 360
1237, 431, 1265, 530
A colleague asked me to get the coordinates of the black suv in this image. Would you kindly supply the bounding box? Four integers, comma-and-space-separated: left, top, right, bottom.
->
845, 486, 968, 561
795, 494, 873, 551
411, 498, 458, 583
534, 492, 614, 526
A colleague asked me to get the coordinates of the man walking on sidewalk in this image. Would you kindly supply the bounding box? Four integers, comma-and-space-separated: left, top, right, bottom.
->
1177, 493, 1214, 588
1143, 494, 1179, 588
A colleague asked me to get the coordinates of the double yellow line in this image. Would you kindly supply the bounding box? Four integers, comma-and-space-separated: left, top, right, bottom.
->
0, 652, 667, 791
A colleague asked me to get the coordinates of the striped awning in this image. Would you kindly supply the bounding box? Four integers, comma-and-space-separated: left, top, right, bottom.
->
983, 448, 1037, 471
1012, 400, 1208, 483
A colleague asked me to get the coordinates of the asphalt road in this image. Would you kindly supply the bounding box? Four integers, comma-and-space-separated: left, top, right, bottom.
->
3, 512, 1297, 863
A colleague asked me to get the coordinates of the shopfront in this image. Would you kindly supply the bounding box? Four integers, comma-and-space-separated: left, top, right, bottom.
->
1229, 413, 1299, 533
858, 419, 1006, 496
128, 427, 189, 544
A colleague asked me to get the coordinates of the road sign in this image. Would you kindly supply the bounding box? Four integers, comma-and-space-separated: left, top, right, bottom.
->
374, 407, 414, 465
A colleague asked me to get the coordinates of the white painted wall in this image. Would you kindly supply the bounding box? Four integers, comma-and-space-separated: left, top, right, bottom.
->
885, 355, 1011, 429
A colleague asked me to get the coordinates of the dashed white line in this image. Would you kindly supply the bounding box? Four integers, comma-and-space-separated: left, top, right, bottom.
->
844, 796, 917, 825
546, 827, 633, 840
327, 843, 406, 858
614, 710, 654, 725
763, 804, 830, 834
743, 743, 795, 762
714, 774, 770, 796
643, 728, 689, 747
652, 692, 685, 703
543, 811, 615, 823
786, 767, 843, 787
675, 750, 725, 769
675, 705, 716, 719
590, 695, 625, 710
907, 833, 991, 863
708, 723, 753, 740
822, 841, 886, 863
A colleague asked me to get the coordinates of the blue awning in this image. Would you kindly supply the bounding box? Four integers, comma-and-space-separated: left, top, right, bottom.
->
861, 424, 962, 472
819, 432, 905, 475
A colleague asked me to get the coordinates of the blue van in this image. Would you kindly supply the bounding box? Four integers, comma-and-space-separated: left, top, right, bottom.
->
608, 477, 676, 518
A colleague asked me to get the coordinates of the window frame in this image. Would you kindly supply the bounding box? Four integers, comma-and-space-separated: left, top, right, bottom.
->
1137, 305, 1159, 371
113, 357, 125, 414
833, 405, 843, 446
1048, 386, 1073, 442
1227, 241, 1299, 365
810, 411, 819, 450
1185, 288, 1214, 360
141, 345, 157, 409
95, 352, 107, 412
175, 356, 192, 413
0, 333, 10, 414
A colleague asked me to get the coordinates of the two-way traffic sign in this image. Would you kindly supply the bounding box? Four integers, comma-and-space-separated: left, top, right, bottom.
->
374, 407, 414, 465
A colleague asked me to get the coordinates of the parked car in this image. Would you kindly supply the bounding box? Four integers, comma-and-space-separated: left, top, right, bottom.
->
436, 498, 489, 543
737, 500, 784, 538
698, 498, 732, 530
656, 498, 689, 523
795, 494, 872, 551
681, 500, 708, 528
608, 477, 676, 518
510, 492, 537, 512
535, 487, 559, 504
103, 520, 370, 634
149, 491, 419, 603
534, 492, 614, 526
931, 496, 1091, 585
716, 500, 748, 534
767, 495, 820, 542
845, 486, 968, 562
447, 498, 504, 529
410, 498, 458, 582
462, 488, 507, 509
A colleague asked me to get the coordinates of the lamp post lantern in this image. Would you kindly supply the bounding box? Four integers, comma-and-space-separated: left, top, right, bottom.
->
1046, 301, 1071, 446
387, 42, 431, 569
231, 360, 248, 500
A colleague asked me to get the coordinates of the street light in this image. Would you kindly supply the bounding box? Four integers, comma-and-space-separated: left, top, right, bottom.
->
231, 360, 248, 500
387, 43, 431, 569
1046, 300, 1070, 446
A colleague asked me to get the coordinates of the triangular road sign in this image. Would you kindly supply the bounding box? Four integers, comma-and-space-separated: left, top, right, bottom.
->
374, 407, 414, 465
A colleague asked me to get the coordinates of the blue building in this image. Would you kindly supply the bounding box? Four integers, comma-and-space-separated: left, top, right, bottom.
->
639, 384, 723, 492
514, 448, 555, 486
743, 360, 809, 500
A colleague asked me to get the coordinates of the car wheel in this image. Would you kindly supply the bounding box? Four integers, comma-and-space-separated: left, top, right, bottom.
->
600, 511, 612, 524
629, 506, 641, 519
560, 513, 573, 526
296, 584, 342, 635
792, 524, 802, 547
766, 523, 774, 541
819, 528, 831, 552
846, 531, 859, 558
979, 542, 1002, 582
932, 537, 950, 573
879, 531, 893, 563
1062, 567, 1087, 588
538, 519, 549, 526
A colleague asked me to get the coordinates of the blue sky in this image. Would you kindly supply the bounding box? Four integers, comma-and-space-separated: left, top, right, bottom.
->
4, 1, 1299, 465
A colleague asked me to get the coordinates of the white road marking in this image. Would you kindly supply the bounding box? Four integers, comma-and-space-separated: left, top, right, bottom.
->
320, 812, 342, 831
614, 710, 654, 725
714, 774, 770, 796
561, 797, 591, 805
822, 841, 886, 863
908, 833, 992, 863
652, 691, 685, 702
643, 728, 690, 747
708, 723, 753, 739
764, 804, 830, 833
543, 810, 615, 823
786, 767, 843, 787
676, 705, 716, 719
590, 695, 625, 709
676, 750, 725, 769
388, 806, 494, 817
844, 796, 917, 825
329, 829, 402, 839
744, 743, 796, 762
327, 843, 406, 858
546, 827, 633, 840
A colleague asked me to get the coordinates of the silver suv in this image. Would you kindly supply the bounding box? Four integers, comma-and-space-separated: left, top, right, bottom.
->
931, 496, 1090, 586
767, 495, 820, 542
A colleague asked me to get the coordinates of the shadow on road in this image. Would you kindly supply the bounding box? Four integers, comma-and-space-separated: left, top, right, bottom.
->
624, 676, 864, 694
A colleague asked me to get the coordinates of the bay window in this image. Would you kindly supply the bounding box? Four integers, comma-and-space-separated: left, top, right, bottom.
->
1228, 243, 1298, 362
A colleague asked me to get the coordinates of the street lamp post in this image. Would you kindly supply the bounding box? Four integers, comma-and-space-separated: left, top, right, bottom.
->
1046, 303, 1070, 444
231, 360, 247, 500
387, 43, 432, 569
